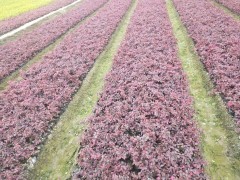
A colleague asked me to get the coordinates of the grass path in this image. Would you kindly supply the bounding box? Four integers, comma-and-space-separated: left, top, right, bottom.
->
0, 0, 54, 21
166, 0, 240, 179
28, 0, 137, 179
0, 1, 105, 92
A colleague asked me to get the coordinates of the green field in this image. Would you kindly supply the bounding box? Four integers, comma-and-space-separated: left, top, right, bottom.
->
0, 0, 54, 21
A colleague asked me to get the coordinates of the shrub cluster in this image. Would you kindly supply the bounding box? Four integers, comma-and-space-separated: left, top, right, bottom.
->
75, 0, 205, 179
0, 0, 131, 178
216, 0, 240, 15
0, 0, 108, 81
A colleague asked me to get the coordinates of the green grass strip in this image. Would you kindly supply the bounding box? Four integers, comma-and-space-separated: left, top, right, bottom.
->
28, 0, 137, 179
210, 0, 240, 21
166, 0, 240, 179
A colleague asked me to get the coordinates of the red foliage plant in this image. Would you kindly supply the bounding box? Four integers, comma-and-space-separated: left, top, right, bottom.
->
0, 0, 108, 81
215, 0, 240, 15
0, 0, 131, 178
75, 0, 205, 179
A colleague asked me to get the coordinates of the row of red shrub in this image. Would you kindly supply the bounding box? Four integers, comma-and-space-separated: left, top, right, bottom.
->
0, 0, 131, 178
173, 0, 240, 131
0, 0, 108, 81
0, 0, 76, 35
75, 0, 205, 178
215, 0, 240, 15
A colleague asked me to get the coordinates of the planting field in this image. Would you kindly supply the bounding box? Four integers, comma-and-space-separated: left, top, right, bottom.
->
0, 0, 240, 179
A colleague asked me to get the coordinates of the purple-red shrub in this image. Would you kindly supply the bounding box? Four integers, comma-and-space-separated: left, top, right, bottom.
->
0, 0, 131, 178
75, 0, 205, 179
173, 0, 240, 131
215, 0, 240, 14
0, 0, 76, 35
0, 0, 108, 81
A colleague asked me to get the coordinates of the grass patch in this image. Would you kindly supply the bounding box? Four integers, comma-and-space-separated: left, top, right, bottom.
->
27, 0, 137, 179
166, 0, 240, 179
0, 0, 54, 21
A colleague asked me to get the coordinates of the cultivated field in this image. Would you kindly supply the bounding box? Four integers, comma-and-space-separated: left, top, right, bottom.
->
0, 0, 240, 179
